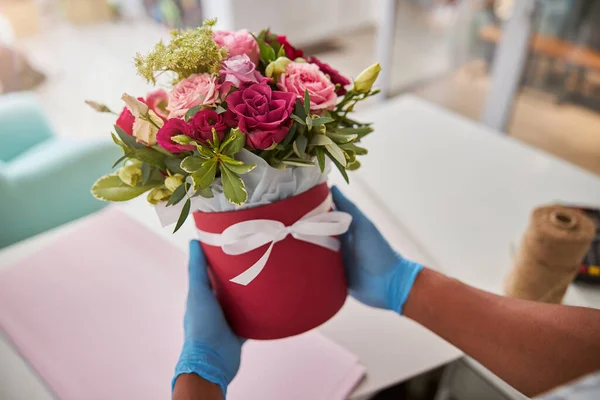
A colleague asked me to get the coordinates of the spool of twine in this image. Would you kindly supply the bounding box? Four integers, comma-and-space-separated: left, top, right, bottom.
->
505, 205, 595, 304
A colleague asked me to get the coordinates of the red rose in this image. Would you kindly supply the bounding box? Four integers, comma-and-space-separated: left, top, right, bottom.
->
308, 56, 351, 96
156, 119, 195, 154
116, 106, 136, 135
191, 110, 227, 143
226, 82, 296, 150
277, 35, 304, 60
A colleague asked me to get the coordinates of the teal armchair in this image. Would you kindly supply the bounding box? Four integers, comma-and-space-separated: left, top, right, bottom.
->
0, 93, 120, 248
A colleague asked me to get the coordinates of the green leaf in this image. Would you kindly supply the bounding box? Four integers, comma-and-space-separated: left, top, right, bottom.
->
294, 101, 307, 121
91, 174, 159, 202
277, 45, 286, 58
326, 150, 349, 183
310, 135, 335, 146
173, 198, 191, 233
191, 158, 218, 190
340, 143, 368, 155
255, 35, 276, 64
220, 129, 246, 156
221, 161, 256, 174
346, 160, 361, 171
311, 117, 335, 126
316, 147, 326, 173
171, 135, 192, 145
327, 132, 358, 144
305, 116, 313, 131
336, 126, 374, 138
303, 89, 310, 116
221, 164, 248, 206
280, 122, 297, 147
325, 142, 347, 167
212, 129, 220, 148
196, 144, 215, 159
115, 125, 143, 149
166, 183, 187, 206
195, 185, 213, 198
132, 148, 166, 170
282, 158, 315, 167
291, 114, 306, 126
165, 157, 186, 174
215, 105, 227, 114
111, 155, 128, 169
141, 163, 152, 185
185, 105, 202, 122
183, 155, 207, 174
293, 136, 308, 157
219, 154, 243, 165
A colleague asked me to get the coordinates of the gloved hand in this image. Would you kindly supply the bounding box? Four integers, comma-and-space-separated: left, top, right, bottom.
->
173, 241, 243, 397
332, 186, 424, 314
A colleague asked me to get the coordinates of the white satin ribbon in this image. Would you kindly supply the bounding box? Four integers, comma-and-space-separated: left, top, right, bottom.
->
196, 194, 352, 285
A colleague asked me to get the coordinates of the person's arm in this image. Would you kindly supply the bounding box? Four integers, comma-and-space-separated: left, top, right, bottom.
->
405, 268, 600, 396
173, 374, 223, 400
172, 241, 244, 400
331, 187, 600, 397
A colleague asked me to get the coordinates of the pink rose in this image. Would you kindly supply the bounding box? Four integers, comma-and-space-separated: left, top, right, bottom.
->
167, 73, 221, 119
213, 30, 260, 64
277, 62, 337, 112
220, 54, 267, 88
145, 89, 169, 120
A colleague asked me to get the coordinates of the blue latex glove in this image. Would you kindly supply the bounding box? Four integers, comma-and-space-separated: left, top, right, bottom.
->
332, 186, 424, 315
173, 241, 243, 397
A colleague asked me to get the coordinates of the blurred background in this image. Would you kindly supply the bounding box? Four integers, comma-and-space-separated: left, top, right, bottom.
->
1, 0, 600, 178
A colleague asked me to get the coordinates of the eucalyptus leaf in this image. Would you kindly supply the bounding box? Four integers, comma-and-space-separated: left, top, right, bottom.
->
310, 135, 335, 146
115, 125, 143, 149
166, 183, 187, 206
165, 157, 186, 174
336, 126, 374, 138
185, 105, 202, 122
191, 158, 218, 189
293, 135, 308, 157
325, 142, 347, 167
221, 165, 248, 206
132, 148, 166, 170
316, 147, 326, 173
311, 117, 335, 126
282, 158, 315, 167
91, 174, 159, 202
141, 163, 152, 185
280, 122, 297, 147
173, 198, 191, 233
326, 150, 349, 183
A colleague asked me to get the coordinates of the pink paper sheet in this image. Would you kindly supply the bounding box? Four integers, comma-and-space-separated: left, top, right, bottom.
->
0, 208, 365, 400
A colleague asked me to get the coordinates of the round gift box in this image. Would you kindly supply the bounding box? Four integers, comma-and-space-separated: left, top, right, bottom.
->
193, 182, 348, 340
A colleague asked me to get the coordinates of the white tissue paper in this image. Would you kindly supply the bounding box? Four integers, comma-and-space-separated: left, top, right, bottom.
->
155, 149, 332, 227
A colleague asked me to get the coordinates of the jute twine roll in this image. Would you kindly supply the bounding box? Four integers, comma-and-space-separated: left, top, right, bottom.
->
504, 205, 595, 304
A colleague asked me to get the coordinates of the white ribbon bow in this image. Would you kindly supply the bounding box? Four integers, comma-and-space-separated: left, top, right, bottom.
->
196, 194, 352, 285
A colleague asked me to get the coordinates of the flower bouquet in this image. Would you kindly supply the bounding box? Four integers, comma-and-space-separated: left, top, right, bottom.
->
89, 19, 380, 339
